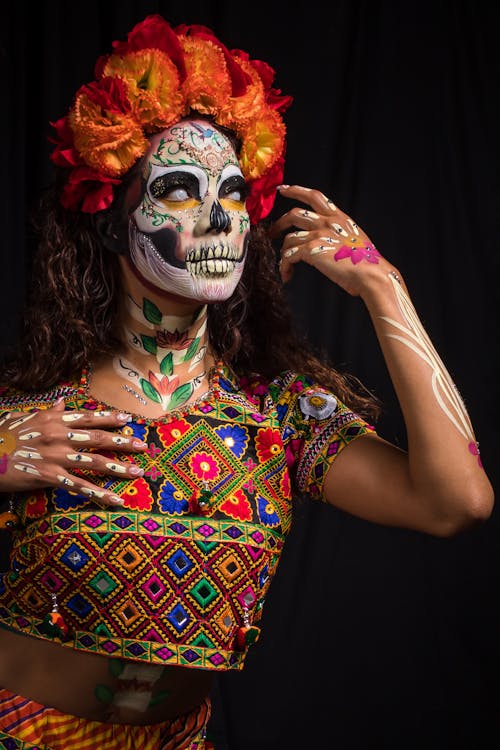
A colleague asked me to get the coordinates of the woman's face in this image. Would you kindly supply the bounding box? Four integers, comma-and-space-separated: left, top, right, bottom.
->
125, 118, 251, 302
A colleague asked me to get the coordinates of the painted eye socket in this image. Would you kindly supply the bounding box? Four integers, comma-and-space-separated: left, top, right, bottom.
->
150, 172, 200, 203
219, 175, 248, 203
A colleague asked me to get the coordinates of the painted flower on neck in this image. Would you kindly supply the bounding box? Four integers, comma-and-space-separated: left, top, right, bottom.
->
156, 329, 195, 351
140, 371, 194, 409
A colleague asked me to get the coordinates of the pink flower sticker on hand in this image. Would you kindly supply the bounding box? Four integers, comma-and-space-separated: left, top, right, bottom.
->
334, 242, 381, 265
468, 441, 483, 468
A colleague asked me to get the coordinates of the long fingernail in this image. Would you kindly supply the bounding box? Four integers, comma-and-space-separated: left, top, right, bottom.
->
67, 431, 91, 442
67, 453, 92, 463
105, 462, 127, 474
13, 463, 41, 475
129, 465, 144, 476
117, 413, 133, 422
81, 488, 106, 499
108, 495, 124, 505
132, 440, 148, 449
112, 436, 129, 445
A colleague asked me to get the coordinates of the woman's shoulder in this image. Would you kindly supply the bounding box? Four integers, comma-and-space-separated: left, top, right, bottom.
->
0, 373, 82, 412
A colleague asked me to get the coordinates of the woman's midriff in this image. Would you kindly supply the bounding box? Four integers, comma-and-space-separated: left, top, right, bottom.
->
0, 628, 215, 725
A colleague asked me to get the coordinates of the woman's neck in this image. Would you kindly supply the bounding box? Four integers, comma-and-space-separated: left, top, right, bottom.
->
103, 261, 214, 413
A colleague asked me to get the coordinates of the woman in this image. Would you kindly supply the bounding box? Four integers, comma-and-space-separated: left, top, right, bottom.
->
0, 14, 494, 750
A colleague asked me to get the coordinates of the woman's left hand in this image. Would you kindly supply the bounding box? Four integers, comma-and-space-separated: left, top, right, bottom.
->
269, 184, 400, 297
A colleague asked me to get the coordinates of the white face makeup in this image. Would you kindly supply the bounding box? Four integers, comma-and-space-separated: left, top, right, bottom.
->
127, 119, 250, 303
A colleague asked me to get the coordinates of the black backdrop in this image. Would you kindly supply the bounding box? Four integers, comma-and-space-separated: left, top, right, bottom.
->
2, 2, 500, 748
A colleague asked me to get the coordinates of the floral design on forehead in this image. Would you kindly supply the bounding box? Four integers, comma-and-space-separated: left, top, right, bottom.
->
149, 121, 239, 178
49, 14, 293, 224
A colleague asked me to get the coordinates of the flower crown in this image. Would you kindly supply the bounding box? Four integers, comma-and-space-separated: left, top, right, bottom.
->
49, 14, 293, 224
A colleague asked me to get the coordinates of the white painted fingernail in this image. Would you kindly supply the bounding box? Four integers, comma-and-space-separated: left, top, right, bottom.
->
105, 462, 127, 474
62, 413, 85, 422
8, 413, 37, 430
284, 247, 299, 258
13, 463, 40, 475
112, 436, 129, 445
57, 474, 75, 486
14, 450, 42, 460
67, 453, 92, 463
81, 488, 106, 499
67, 432, 91, 442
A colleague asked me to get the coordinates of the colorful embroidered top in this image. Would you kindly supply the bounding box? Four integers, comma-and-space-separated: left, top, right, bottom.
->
0, 367, 375, 671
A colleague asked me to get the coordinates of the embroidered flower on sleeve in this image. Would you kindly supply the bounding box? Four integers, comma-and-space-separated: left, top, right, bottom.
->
298, 390, 337, 421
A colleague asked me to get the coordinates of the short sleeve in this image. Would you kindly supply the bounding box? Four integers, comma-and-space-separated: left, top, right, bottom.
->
270, 372, 376, 500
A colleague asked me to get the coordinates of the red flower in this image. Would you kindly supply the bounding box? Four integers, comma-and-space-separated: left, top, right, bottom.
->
105, 14, 186, 80
255, 427, 283, 462
219, 489, 252, 521
156, 329, 194, 350
157, 418, 190, 448
246, 156, 285, 224
60, 165, 120, 213
25, 490, 49, 518
120, 477, 154, 511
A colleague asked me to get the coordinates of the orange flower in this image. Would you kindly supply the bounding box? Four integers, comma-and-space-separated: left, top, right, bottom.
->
51, 15, 294, 223
180, 37, 232, 116
238, 109, 286, 181
102, 50, 186, 131
69, 77, 148, 176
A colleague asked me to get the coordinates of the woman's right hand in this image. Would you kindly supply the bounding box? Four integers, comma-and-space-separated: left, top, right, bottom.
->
0, 399, 147, 506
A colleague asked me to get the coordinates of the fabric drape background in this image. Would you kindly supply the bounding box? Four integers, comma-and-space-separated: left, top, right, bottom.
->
1, 2, 499, 748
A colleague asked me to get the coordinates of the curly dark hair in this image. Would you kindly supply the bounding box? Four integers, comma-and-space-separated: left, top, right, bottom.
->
3, 165, 381, 422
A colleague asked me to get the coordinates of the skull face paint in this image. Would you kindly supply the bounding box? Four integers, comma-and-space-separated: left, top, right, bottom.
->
127, 119, 250, 303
